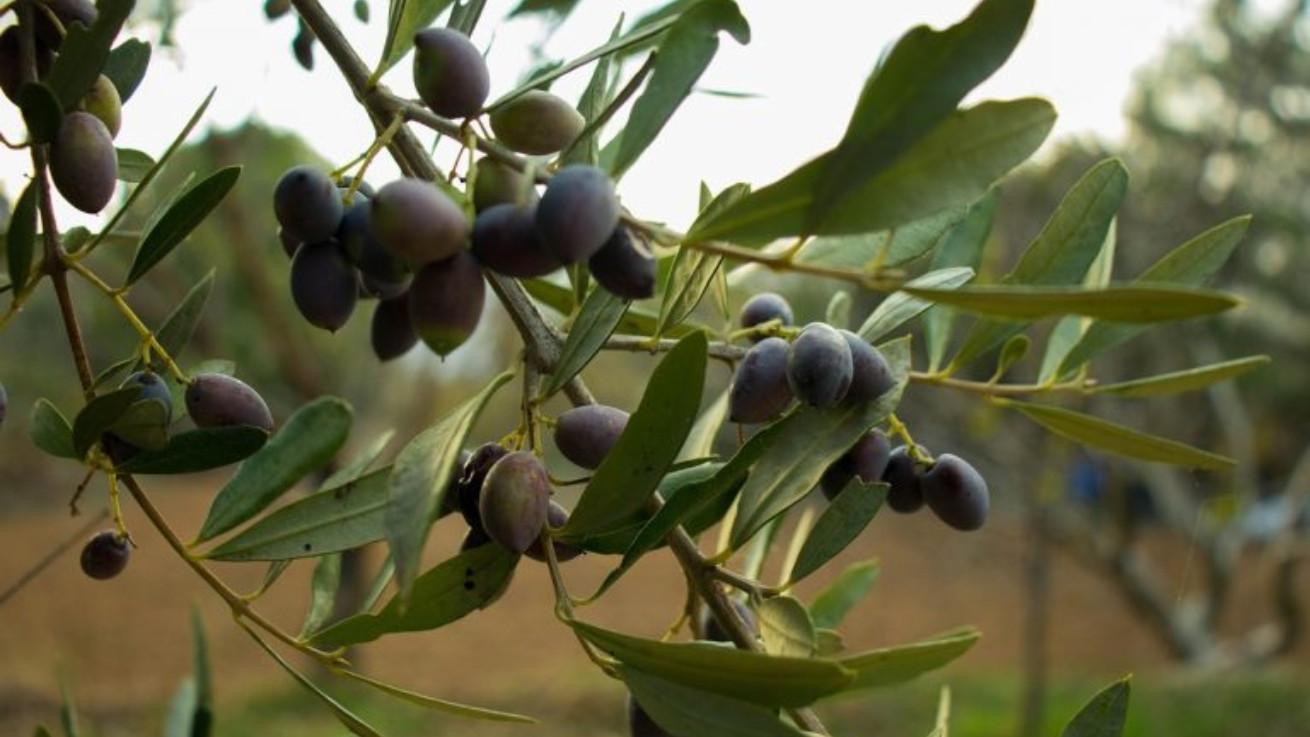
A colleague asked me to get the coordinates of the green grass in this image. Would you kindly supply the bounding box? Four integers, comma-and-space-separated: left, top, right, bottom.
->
42, 666, 1310, 737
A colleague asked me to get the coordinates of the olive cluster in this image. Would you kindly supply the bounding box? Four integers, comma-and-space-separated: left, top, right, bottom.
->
729, 292, 896, 424
0, 0, 124, 213
445, 443, 581, 569
730, 292, 991, 531
276, 29, 657, 360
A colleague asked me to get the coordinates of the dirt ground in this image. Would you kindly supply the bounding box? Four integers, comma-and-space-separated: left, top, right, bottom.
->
0, 475, 1304, 733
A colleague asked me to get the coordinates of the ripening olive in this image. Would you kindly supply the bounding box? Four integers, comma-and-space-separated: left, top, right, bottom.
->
524, 501, 583, 563
536, 165, 620, 265
922, 453, 989, 531
554, 404, 629, 470
370, 178, 469, 266
882, 445, 926, 514
50, 111, 117, 214
274, 166, 344, 244
739, 292, 793, 339
589, 227, 656, 300
80, 530, 129, 580
786, 323, 853, 408
478, 451, 551, 554
489, 89, 586, 155
728, 337, 793, 424
456, 443, 510, 531
407, 251, 485, 357
79, 74, 122, 138
471, 156, 531, 212
820, 428, 891, 501
338, 198, 410, 287
840, 330, 895, 404
470, 203, 562, 278
412, 27, 489, 119
370, 294, 419, 361
185, 373, 274, 432
290, 240, 359, 332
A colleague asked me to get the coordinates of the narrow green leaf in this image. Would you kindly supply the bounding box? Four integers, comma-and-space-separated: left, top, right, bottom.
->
127, 166, 241, 285
244, 625, 385, 737
29, 399, 78, 459
1039, 218, 1117, 382
86, 88, 215, 255
6, 182, 37, 297
679, 386, 728, 462
509, 0, 581, 17
197, 397, 353, 542
103, 38, 151, 103
340, 670, 536, 723
114, 426, 268, 475
104, 398, 169, 451
543, 287, 629, 397
798, 204, 967, 270
924, 189, 998, 372
446, 0, 488, 34
1061, 677, 1131, 737
161, 679, 197, 737
572, 620, 854, 707
561, 17, 621, 167
319, 430, 395, 491
60, 677, 81, 737
310, 544, 518, 648
116, 148, 156, 183
841, 628, 981, 691
190, 607, 213, 737
1091, 356, 1270, 397
487, 16, 679, 110
44, 0, 134, 109
857, 267, 974, 343
609, 0, 749, 179
387, 372, 511, 596
730, 338, 909, 550
906, 283, 1238, 323
657, 184, 750, 336
523, 277, 703, 338
690, 98, 1052, 244
19, 81, 61, 145
1058, 216, 1251, 375
808, 0, 1034, 231
582, 459, 748, 598
809, 559, 880, 630
997, 398, 1235, 469
618, 665, 809, 737
72, 386, 142, 459
203, 468, 388, 561
818, 95, 1052, 236
951, 158, 1127, 369
377, 0, 458, 76
787, 482, 885, 585
138, 271, 215, 372
757, 596, 817, 658
825, 291, 852, 331
299, 553, 343, 638
561, 331, 707, 537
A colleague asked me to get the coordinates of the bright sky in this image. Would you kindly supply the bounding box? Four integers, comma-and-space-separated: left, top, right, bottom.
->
2, 0, 1210, 230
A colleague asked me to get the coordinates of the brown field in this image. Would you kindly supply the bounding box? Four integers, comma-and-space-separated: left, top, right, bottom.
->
0, 476, 1304, 735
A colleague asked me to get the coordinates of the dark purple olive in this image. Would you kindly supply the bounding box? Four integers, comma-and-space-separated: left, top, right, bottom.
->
922, 453, 989, 531
80, 530, 130, 580
728, 337, 793, 424
554, 404, 629, 469
185, 373, 274, 432
786, 323, 853, 408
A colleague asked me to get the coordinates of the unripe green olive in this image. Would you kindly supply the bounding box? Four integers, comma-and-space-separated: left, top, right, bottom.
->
489, 90, 586, 155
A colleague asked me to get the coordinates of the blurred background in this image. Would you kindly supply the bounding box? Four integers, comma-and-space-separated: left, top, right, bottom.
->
0, 0, 1307, 735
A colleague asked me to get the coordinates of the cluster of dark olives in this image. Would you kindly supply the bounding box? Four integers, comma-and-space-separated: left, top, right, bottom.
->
728, 292, 895, 424
80, 530, 130, 580
0, 0, 124, 214
446, 443, 580, 564
274, 165, 485, 360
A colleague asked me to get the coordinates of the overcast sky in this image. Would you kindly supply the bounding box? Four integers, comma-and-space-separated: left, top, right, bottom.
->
1, 0, 1210, 229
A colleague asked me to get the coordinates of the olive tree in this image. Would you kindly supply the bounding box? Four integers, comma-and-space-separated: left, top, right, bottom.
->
0, 0, 1259, 734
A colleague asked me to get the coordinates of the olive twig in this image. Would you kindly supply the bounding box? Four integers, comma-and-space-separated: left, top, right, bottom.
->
63, 258, 189, 383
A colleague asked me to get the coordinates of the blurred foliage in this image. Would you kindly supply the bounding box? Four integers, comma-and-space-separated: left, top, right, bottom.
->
995, 0, 1310, 487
